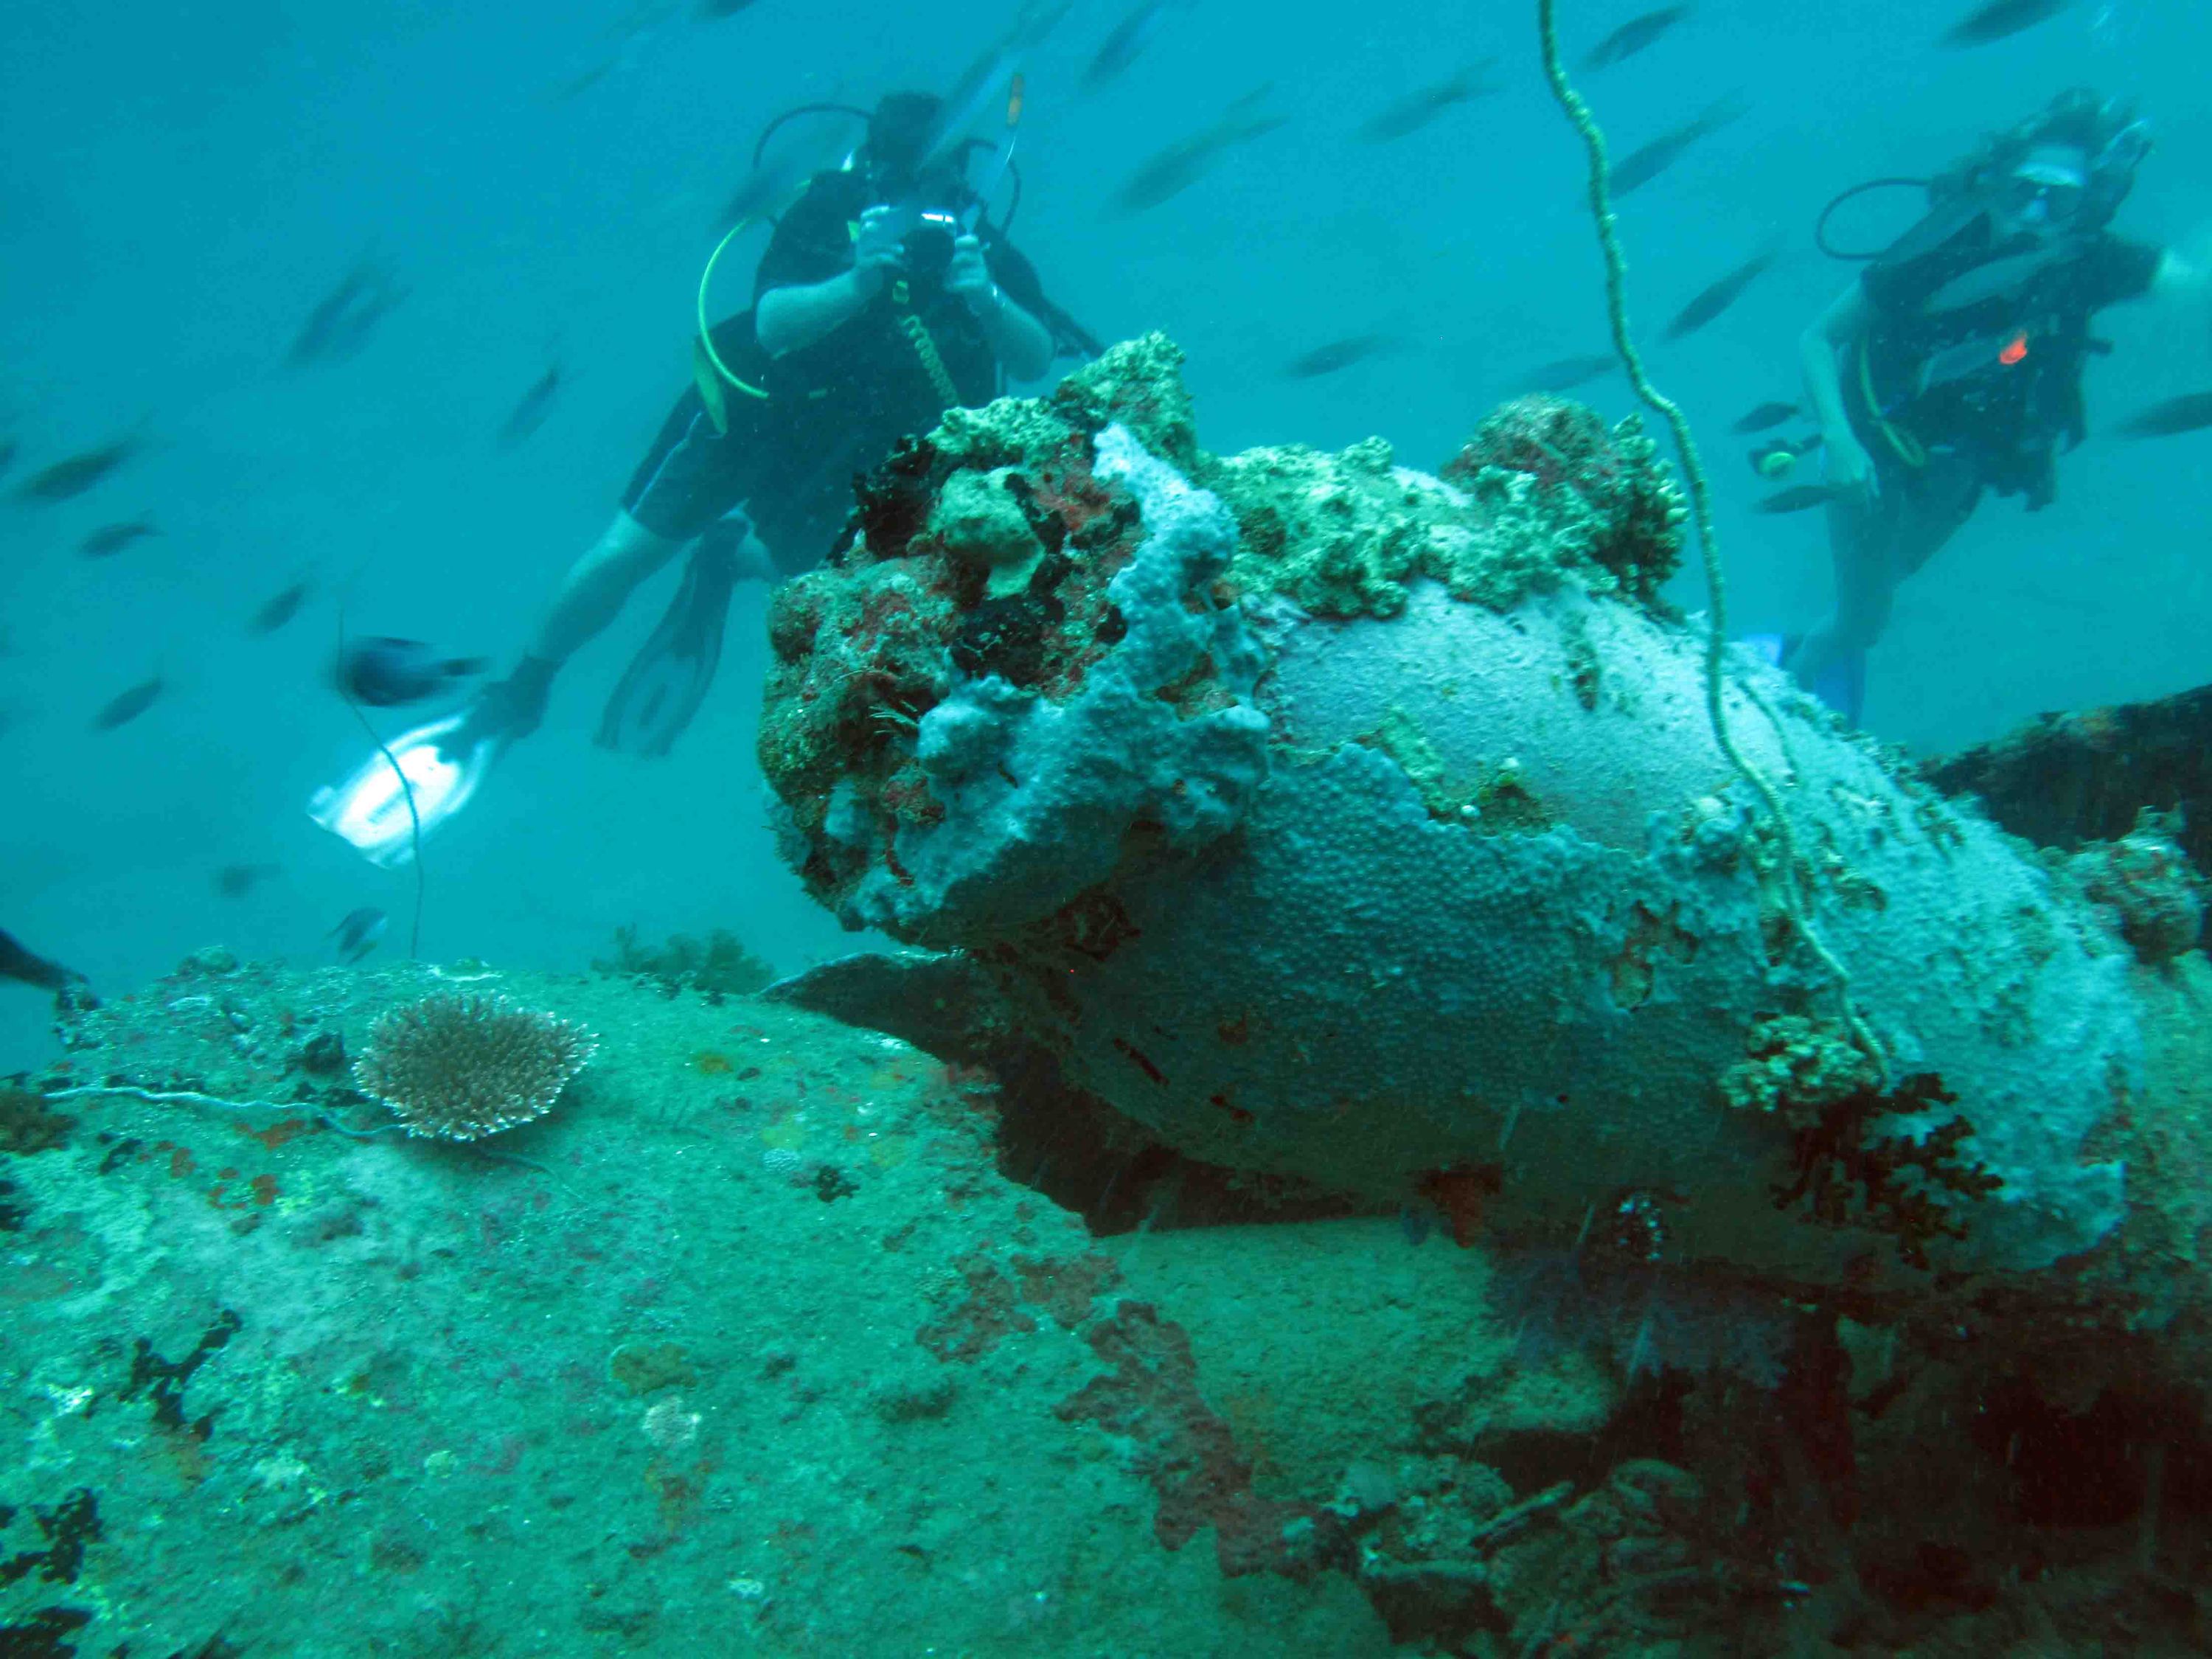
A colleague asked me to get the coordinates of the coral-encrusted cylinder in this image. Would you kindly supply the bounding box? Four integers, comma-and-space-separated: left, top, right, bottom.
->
759, 338, 2205, 1297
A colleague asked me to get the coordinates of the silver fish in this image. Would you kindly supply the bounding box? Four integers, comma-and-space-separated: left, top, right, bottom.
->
214, 863, 281, 898
1941, 0, 2070, 47
1608, 97, 1745, 197
1284, 334, 1399, 378
2116, 392, 2212, 439
1731, 400, 1801, 433
916, 1, 1071, 184
1663, 248, 1777, 341
1357, 60, 1497, 142
1082, 0, 1190, 93
92, 675, 164, 730
288, 255, 406, 368
13, 436, 140, 504
1753, 483, 1838, 514
77, 519, 161, 558
1584, 6, 1694, 69
1920, 242, 2076, 315
1521, 353, 1618, 392
718, 103, 866, 227
1114, 88, 1284, 213
498, 364, 564, 448
335, 637, 487, 709
248, 580, 312, 636
329, 907, 388, 964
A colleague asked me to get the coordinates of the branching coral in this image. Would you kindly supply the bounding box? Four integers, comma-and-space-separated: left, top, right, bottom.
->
1770, 1073, 2002, 1270
353, 992, 597, 1141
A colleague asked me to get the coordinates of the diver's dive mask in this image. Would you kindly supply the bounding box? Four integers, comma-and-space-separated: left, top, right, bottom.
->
2006, 147, 2091, 229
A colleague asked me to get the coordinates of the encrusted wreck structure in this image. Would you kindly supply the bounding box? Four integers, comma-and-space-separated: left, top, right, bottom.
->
760, 335, 2212, 1359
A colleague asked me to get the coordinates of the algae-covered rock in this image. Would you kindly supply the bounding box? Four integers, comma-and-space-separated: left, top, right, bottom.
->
1, 956, 1416, 1657
1211, 412, 1679, 623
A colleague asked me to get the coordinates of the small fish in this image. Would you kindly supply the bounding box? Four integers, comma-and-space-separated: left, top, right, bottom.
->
1284, 334, 1398, 379
1357, 61, 1498, 142
1941, 0, 2070, 47
2115, 392, 2212, 439
0, 437, 15, 478
718, 107, 866, 227
1081, 0, 1189, 94
1521, 353, 1618, 392
1582, 5, 1693, 69
0, 927, 84, 997
77, 518, 160, 558
917, 1, 1074, 184
335, 636, 487, 708
248, 580, 313, 635
1114, 87, 1284, 213
11, 436, 140, 504
289, 256, 407, 368
1752, 483, 1839, 514
1731, 400, 1801, 434
498, 363, 564, 448
1607, 97, 1745, 197
92, 675, 164, 730
695, 0, 759, 14
1663, 248, 1777, 341
330, 907, 388, 964
550, 58, 616, 102
213, 863, 281, 899
1920, 243, 2074, 315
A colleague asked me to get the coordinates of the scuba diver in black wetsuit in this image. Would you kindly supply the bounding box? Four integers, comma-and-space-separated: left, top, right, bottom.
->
1782, 90, 2211, 719
455, 91, 1092, 762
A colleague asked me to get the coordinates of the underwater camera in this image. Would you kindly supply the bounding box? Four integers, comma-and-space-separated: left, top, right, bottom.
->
905, 207, 962, 283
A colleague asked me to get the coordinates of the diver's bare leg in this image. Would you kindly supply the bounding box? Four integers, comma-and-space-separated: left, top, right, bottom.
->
1790, 462, 1977, 695
1788, 492, 1896, 694
525, 510, 689, 666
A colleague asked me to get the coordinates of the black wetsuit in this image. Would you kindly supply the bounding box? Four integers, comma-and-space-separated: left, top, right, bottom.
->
1849, 215, 2160, 514
621, 170, 1050, 574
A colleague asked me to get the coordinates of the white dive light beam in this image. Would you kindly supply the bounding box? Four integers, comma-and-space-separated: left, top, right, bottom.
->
308, 714, 497, 868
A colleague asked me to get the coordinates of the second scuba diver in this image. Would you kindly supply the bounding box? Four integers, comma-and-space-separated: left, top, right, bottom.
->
466, 91, 1087, 761
1783, 90, 2208, 718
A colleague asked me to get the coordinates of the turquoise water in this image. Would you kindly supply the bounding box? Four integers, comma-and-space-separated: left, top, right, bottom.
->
7, 2, 2212, 1652
4, 0, 2207, 1067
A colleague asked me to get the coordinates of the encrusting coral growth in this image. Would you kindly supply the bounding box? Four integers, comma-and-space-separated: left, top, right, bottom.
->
352, 991, 597, 1140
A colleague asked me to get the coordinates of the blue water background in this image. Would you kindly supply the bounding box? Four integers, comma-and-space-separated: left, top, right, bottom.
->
2, 0, 2207, 1070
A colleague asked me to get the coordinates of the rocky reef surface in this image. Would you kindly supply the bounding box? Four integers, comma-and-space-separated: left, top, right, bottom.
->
6, 945, 2210, 1655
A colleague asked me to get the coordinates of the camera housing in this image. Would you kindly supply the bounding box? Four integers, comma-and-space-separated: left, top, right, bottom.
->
905, 207, 962, 284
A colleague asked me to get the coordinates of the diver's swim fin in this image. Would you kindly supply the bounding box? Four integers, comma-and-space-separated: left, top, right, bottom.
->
596, 532, 740, 758
1812, 647, 1867, 726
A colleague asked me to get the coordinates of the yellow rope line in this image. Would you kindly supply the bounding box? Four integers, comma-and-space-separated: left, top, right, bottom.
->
1534, 0, 1880, 1070
898, 310, 961, 407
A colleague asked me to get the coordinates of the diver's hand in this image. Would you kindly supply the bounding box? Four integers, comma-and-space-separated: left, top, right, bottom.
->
947, 235, 999, 314
852, 206, 907, 297
1825, 434, 1879, 504
439, 656, 555, 759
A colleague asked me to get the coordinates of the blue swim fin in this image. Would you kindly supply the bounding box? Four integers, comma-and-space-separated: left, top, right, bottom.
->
1745, 633, 1866, 725
595, 533, 740, 758
1809, 647, 1866, 725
